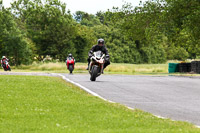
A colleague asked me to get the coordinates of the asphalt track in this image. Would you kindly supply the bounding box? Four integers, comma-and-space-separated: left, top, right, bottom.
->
61, 73, 200, 126
1, 72, 200, 126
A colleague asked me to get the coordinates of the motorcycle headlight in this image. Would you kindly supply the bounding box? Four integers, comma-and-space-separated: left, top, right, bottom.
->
99, 60, 104, 64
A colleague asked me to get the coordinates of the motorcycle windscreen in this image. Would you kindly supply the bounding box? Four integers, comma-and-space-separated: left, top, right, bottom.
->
68, 57, 72, 60
95, 51, 102, 58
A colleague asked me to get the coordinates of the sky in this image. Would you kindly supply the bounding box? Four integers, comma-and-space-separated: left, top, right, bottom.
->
3, 0, 147, 14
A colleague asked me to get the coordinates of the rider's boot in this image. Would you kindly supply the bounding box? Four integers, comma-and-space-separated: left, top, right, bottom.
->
102, 70, 104, 74
86, 62, 89, 70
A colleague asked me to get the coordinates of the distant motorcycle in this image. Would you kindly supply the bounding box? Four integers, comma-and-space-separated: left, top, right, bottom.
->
66, 57, 75, 74
89, 51, 105, 81
2, 60, 11, 71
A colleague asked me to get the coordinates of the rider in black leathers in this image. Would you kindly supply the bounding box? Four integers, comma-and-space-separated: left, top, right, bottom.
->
87, 39, 110, 70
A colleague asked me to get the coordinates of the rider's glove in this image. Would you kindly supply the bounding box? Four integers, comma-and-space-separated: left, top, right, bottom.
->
89, 54, 92, 58
89, 50, 93, 58
105, 55, 110, 60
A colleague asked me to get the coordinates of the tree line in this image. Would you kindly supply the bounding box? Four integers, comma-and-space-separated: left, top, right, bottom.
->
0, 0, 200, 65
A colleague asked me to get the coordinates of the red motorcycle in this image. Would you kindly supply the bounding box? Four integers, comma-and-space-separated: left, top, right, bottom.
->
66, 57, 75, 74
2, 60, 11, 71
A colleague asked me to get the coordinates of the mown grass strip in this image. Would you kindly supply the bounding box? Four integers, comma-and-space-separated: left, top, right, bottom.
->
5, 62, 200, 76
0, 75, 199, 132
3, 61, 200, 76
4, 62, 169, 75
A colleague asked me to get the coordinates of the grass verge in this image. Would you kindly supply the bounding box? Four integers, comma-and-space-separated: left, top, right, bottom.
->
4, 62, 170, 75
0, 75, 199, 132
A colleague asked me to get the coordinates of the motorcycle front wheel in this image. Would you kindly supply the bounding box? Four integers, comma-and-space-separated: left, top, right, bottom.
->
90, 66, 98, 81
69, 65, 73, 74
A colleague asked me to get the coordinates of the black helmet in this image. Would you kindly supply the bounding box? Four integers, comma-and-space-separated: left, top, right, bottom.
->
68, 53, 72, 57
97, 38, 104, 45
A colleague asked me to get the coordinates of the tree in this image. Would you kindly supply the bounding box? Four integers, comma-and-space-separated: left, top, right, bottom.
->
0, 8, 33, 65
11, 0, 77, 61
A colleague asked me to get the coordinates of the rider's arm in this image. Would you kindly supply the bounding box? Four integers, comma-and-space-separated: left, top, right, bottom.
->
88, 45, 95, 57
105, 47, 109, 56
103, 47, 110, 60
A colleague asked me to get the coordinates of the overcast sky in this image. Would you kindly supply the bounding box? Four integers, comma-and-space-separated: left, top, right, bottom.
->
3, 0, 147, 14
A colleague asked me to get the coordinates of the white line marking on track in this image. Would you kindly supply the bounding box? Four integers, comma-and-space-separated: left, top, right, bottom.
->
127, 106, 135, 110
154, 115, 167, 119
57, 74, 136, 110
58, 74, 113, 102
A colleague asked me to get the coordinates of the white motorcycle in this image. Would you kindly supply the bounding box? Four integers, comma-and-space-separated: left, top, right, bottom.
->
89, 51, 105, 81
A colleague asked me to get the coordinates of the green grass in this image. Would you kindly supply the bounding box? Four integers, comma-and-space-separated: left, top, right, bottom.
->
105, 63, 168, 75
1, 62, 200, 77
4, 62, 170, 75
8, 62, 199, 76
0, 75, 200, 132
8, 62, 87, 73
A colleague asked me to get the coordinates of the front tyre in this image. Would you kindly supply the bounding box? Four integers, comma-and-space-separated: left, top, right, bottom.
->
69, 65, 73, 74
90, 66, 98, 81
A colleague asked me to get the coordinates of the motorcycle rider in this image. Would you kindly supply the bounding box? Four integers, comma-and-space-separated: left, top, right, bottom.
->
86, 38, 110, 71
66, 53, 75, 64
1, 56, 9, 68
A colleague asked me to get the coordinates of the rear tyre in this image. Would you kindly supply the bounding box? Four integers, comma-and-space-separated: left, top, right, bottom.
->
90, 66, 98, 81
